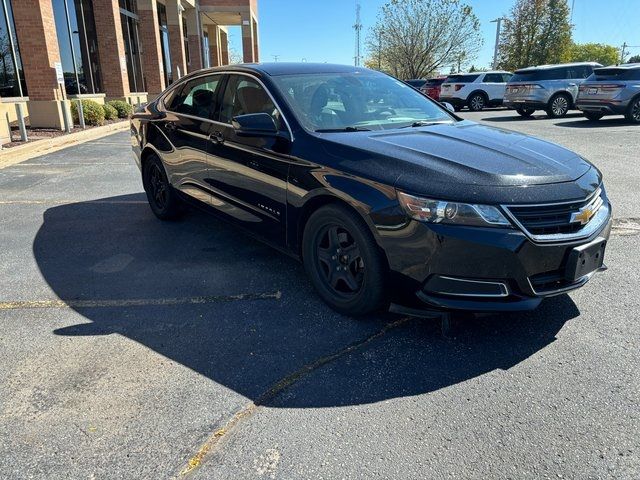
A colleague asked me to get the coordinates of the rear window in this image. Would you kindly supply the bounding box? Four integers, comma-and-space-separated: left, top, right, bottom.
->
590, 68, 640, 81
444, 74, 479, 83
425, 78, 446, 86
405, 80, 426, 88
510, 68, 565, 82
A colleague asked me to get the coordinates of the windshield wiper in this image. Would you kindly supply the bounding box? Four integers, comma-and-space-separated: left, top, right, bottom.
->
399, 120, 452, 129
315, 126, 372, 132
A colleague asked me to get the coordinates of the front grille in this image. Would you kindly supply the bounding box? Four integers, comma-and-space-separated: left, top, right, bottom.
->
504, 189, 604, 239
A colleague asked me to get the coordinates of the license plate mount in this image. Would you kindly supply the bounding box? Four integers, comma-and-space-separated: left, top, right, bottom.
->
565, 237, 607, 282
588, 88, 598, 94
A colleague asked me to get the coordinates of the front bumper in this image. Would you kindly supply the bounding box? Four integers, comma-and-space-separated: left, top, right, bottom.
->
377, 213, 612, 313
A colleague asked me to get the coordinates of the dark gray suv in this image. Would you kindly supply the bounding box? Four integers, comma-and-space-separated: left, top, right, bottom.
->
504, 62, 602, 118
576, 64, 640, 123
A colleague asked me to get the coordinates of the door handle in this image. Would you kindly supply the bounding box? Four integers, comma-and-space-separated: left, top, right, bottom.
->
209, 131, 224, 144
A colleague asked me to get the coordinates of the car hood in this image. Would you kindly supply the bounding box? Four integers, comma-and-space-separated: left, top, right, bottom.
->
324, 121, 592, 190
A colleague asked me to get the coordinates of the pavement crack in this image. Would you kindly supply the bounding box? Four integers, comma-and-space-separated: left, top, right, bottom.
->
611, 218, 640, 236
176, 316, 413, 478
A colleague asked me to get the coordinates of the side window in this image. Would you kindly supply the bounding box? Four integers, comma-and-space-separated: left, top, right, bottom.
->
502, 73, 513, 82
579, 66, 593, 78
168, 75, 221, 119
483, 74, 500, 83
219, 75, 282, 129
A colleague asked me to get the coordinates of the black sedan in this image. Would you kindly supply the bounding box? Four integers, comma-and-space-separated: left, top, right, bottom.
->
130, 63, 611, 316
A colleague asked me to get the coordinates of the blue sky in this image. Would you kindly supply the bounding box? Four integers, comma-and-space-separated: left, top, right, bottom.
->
232, 0, 640, 70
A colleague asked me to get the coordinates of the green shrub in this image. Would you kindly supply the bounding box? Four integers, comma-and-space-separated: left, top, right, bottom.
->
102, 103, 118, 121
70, 99, 105, 126
107, 100, 134, 119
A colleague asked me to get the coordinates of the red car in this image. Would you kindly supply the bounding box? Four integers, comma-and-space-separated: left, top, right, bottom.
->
420, 77, 448, 101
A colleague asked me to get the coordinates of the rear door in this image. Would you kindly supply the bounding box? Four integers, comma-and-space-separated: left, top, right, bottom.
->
482, 73, 506, 101
203, 73, 291, 245
161, 74, 224, 204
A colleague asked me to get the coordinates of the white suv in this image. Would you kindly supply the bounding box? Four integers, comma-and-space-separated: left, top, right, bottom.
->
440, 71, 513, 111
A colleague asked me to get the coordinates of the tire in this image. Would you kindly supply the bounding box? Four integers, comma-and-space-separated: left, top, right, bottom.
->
516, 107, 535, 118
142, 154, 184, 220
302, 204, 387, 316
625, 96, 640, 124
468, 93, 487, 112
546, 93, 571, 118
584, 111, 604, 121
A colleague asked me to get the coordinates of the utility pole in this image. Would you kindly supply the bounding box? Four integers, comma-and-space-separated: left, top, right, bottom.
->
272, 54, 280, 62
353, 2, 363, 67
490, 18, 504, 69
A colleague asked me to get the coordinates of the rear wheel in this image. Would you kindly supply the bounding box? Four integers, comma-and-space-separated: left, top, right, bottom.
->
468, 93, 486, 112
625, 97, 640, 124
584, 111, 604, 121
302, 204, 387, 316
546, 93, 571, 118
516, 107, 535, 118
142, 154, 184, 220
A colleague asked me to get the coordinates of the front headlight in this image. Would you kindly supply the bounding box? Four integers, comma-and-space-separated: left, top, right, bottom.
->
397, 191, 511, 228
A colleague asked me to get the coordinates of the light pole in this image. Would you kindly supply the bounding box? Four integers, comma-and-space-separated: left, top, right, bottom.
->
490, 17, 504, 70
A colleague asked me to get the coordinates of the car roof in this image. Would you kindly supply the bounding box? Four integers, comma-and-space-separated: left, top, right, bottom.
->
449, 70, 511, 75
515, 62, 602, 72
596, 63, 640, 70
186, 62, 376, 77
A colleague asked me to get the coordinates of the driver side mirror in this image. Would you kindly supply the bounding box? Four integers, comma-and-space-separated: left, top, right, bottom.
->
442, 102, 455, 113
231, 113, 278, 138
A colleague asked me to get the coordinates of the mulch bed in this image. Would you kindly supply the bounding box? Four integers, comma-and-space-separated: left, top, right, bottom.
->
2, 119, 125, 149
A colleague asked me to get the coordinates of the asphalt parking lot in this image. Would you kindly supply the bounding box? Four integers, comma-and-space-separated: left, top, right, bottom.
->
1, 110, 639, 479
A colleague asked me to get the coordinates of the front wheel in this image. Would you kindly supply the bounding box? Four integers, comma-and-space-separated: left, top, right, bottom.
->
302, 204, 387, 316
546, 94, 571, 118
625, 97, 640, 124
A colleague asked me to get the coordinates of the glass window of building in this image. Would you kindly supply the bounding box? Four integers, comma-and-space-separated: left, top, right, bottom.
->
157, 3, 172, 85
53, 0, 103, 95
120, 0, 145, 92
182, 17, 189, 66
0, 0, 27, 98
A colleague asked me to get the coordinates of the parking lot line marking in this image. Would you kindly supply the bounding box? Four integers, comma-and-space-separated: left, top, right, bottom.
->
0, 200, 147, 205
0, 292, 281, 310
177, 316, 413, 477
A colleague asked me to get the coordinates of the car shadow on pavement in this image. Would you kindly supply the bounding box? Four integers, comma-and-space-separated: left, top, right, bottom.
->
480, 112, 583, 122
554, 116, 632, 128
35, 194, 580, 408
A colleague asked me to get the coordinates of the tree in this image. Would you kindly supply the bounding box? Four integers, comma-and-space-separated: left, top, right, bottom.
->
628, 55, 640, 64
497, 0, 572, 71
365, 0, 482, 79
566, 43, 619, 66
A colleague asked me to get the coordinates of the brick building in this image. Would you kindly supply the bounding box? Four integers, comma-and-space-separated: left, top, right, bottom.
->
0, 0, 259, 143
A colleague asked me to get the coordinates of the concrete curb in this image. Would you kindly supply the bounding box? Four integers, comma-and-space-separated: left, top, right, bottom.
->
0, 121, 129, 170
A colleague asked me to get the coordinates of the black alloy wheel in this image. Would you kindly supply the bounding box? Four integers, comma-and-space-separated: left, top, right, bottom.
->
468, 93, 486, 112
303, 204, 387, 316
143, 155, 183, 220
626, 97, 640, 124
546, 93, 571, 118
516, 107, 535, 118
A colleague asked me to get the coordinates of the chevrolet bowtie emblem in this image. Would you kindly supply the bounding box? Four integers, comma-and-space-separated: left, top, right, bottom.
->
570, 205, 595, 225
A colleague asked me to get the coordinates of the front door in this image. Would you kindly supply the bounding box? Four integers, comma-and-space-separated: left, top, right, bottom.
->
204, 74, 291, 245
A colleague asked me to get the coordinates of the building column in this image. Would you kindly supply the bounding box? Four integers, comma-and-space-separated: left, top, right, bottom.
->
184, 7, 202, 72
252, 17, 259, 62
220, 29, 229, 65
241, 14, 255, 63
207, 25, 220, 67
138, 0, 165, 98
11, 0, 65, 129
165, 0, 187, 81
92, 0, 130, 100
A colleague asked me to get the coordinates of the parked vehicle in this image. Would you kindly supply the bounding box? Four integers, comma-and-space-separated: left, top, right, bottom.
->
439, 71, 513, 111
576, 63, 640, 123
504, 62, 602, 118
420, 76, 447, 101
131, 63, 611, 316
405, 79, 428, 91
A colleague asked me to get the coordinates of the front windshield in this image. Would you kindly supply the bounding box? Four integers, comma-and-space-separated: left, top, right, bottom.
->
270, 71, 453, 132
